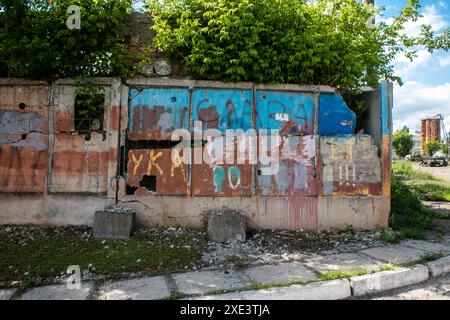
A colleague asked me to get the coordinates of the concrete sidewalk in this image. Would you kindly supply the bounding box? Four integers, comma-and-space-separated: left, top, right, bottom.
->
2, 237, 450, 300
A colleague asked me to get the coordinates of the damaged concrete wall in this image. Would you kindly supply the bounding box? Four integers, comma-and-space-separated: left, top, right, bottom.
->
0, 77, 392, 231
0, 78, 119, 225
118, 78, 391, 231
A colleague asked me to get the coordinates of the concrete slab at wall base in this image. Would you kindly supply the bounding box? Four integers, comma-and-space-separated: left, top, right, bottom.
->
120, 195, 389, 231
207, 212, 246, 243
0, 289, 16, 300
172, 270, 252, 295
0, 194, 114, 226
242, 262, 316, 285
19, 282, 95, 300
360, 244, 427, 264
93, 210, 136, 239
191, 279, 351, 300
350, 265, 429, 297
97, 276, 170, 300
426, 256, 450, 277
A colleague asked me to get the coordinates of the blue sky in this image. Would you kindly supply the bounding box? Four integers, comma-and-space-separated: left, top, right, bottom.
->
376, 0, 450, 135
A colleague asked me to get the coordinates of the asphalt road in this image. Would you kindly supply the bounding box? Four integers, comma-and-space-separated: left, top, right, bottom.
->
352, 273, 450, 300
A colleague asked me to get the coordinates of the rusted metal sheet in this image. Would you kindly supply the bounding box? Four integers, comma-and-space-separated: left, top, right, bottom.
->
257, 135, 318, 196
191, 140, 253, 196
255, 197, 318, 230
128, 87, 189, 140
320, 135, 382, 196
191, 88, 253, 132
127, 149, 188, 196
0, 84, 49, 193
49, 133, 111, 194
255, 90, 315, 135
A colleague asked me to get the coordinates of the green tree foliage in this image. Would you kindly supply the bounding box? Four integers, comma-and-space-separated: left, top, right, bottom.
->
0, 0, 134, 79
393, 126, 414, 157
424, 140, 446, 157
147, 0, 450, 90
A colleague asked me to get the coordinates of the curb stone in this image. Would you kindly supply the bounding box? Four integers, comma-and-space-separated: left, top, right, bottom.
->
0, 289, 16, 300
350, 265, 429, 297
189, 279, 351, 300
426, 256, 450, 277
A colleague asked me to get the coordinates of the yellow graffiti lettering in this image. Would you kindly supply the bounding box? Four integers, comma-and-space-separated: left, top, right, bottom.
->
131, 153, 144, 175
171, 153, 186, 179
147, 151, 163, 176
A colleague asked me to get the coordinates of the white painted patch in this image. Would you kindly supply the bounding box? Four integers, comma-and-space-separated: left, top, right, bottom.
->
275, 113, 289, 121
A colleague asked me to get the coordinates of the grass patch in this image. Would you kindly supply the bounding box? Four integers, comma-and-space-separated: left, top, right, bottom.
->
0, 226, 206, 288
379, 264, 400, 271
392, 162, 450, 202
415, 252, 445, 264
316, 269, 368, 281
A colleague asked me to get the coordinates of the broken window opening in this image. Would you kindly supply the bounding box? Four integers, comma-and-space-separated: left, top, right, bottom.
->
74, 93, 105, 136
140, 175, 157, 192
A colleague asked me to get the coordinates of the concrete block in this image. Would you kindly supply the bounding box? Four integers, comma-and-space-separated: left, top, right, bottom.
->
360, 244, 426, 264
304, 253, 384, 274
0, 289, 16, 300
93, 208, 136, 239
19, 282, 94, 300
192, 279, 351, 300
153, 59, 172, 76
207, 211, 246, 243
426, 256, 450, 277
173, 269, 251, 295
243, 262, 316, 285
97, 276, 171, 300
350, 265, 429, 297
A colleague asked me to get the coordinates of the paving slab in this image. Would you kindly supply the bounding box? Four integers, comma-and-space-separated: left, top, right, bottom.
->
304, 253, 384, 274
400, 240, 450, 255
191, 279, 351, 300
0, 289, 16, 300
173, 269, 251, 296
97, 276, 171, 300
243, 262, 316, 285
360, 245, 427, 264
19, 282, 94, 300
350, 265, 429, 297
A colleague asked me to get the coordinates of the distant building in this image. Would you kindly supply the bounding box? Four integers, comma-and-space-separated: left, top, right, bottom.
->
411, 130, 421, 155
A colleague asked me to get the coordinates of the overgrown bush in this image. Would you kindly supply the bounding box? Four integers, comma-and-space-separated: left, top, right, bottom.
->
424, 141, 447, 157
0, 0, 134, 79
147, 0, 450, 90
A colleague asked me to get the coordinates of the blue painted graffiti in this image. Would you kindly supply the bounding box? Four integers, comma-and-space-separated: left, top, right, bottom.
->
255, 91, 315, 134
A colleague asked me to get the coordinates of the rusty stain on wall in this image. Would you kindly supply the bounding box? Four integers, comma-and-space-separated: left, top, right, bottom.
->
0, 84, 49, 193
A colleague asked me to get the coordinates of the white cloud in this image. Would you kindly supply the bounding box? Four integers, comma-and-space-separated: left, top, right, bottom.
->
402, 5, 448, 36
438, 55, 450, 68
394, 49, 432, 78
393, 81, 450, 135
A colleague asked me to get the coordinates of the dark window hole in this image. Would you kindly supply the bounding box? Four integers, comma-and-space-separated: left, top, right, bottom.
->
140, 175, 157, 192
126, 185, 138, 195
